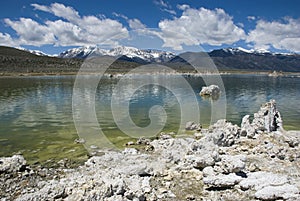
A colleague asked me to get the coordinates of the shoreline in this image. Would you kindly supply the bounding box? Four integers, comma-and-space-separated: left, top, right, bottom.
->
1, 100, 300, 200
1, 70, 300, 78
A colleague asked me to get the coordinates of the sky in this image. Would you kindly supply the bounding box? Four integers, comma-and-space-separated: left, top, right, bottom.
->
0, 0, 299, 54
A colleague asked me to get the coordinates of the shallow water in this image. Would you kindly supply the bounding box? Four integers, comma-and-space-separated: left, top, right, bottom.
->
0, 74, 299, 165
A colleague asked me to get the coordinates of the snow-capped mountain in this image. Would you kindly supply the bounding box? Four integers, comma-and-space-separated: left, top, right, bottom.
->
221, 47, 297, 56
58, 46, 176, 63
15, 47, 50, 57
223, 47, 273, 55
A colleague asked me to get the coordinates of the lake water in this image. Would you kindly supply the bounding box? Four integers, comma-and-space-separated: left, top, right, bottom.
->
0, 74, 299, 165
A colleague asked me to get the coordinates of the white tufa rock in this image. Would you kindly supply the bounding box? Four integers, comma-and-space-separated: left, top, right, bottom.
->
185, 121, 202, 131
251, 99, 283, 132
0, 155, 26, 174
199, 85, 221, 99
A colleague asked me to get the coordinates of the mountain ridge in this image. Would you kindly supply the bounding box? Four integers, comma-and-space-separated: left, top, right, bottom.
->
0, 45, 299, 73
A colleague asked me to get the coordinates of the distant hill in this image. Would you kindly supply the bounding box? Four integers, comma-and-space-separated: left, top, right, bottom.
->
208, 48, 300, 72
0, 46, 82, 74
0, 46, 299, 75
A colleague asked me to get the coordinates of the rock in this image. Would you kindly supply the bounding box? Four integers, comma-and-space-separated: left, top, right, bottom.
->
136, 137, 151, 145
193, 132, 203, 139
199, 85, 221, 99
252, 99, 283, 132
122, 148, 138, 155
239, 172, 289, 191
0, 155, 27, 174
125, 141, 135, 146
214, 155, 246, 174
185, 121, 201, 131
184, 140, 219, 170
203, 173, 243, 188
159, 134, 172, 140
255, 184, 299, 200
207, 119, 240, 146
74, 138, 85, 144
241, 115, 256, 138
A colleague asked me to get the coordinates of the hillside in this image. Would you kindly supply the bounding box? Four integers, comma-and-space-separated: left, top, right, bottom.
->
209, 48, 300, 72
0, 46, 82, 74
0, 46, 299, 75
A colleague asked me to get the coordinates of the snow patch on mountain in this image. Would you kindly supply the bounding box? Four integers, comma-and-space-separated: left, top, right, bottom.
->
15, 47, 56, 57
58, 46, 176, 62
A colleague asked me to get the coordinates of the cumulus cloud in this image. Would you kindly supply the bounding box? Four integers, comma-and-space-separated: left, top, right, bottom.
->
157, 7, 246, 50
32, 3, 80, 23
247, 18, 300, 52
4, 3, 128, 47
0, 32, 17, 46
4, 18, 55, 46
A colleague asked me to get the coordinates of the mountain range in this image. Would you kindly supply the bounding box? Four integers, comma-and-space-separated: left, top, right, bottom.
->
0, 45, 299, 74
58, 46, 176, 63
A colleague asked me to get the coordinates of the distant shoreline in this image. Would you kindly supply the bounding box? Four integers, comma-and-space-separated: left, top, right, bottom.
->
1, 70, 300, 78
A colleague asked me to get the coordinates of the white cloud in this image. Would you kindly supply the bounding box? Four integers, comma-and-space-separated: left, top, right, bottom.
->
4, 3, 128, 47
162, 8, 176, 15
4, 18, 55, 46
32, 3, 80, 23
154, 0, 176, 15
0, 32, 17, 46
247, 18, 300, 52
112, 12, 128, 20
157, 7, 246, 50
154, 0, 168, 8
177, 4, 190, 11
128, 19, 147, 30
31, 3, 51, 12
247, 16, 256, 21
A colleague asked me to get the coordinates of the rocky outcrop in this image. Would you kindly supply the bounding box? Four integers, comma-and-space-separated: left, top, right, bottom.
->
206, 119, 240, 146
199, 85, 221, 100
185, 121, 202, 131
1, 100, 299, 200
241, 100, 283, 138
0, 155, 27, 174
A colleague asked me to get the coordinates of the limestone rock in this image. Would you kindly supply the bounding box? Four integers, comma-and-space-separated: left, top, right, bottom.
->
252, 99, 283, 132
255, 184, 299, 200
214, 155, 246, 174
203, 173, 243, 188
199, 85, 221, 99
208, 119, 240, 146
239, 171, 289, 191
0, 155, 27, 174
185, 121, 201, 131
241, 115, 256, 138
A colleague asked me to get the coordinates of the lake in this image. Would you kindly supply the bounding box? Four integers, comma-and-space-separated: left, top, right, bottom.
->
0, 74, 299, 166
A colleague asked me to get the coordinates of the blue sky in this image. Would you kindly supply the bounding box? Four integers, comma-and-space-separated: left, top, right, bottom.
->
0, 0, 299, 54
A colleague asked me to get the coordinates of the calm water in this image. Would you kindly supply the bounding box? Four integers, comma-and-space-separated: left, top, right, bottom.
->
0, 74, 299, 165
